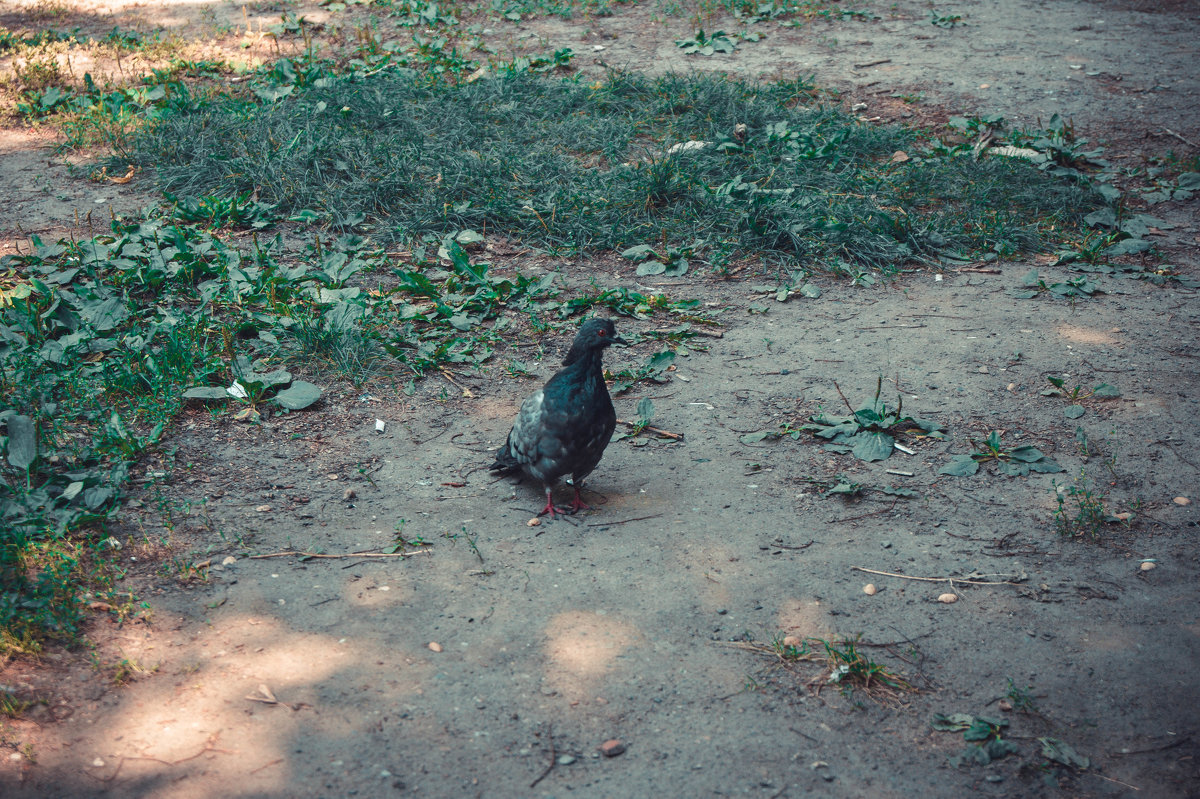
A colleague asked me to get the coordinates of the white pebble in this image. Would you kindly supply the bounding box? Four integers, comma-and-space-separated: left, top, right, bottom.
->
937, 593, 958, 604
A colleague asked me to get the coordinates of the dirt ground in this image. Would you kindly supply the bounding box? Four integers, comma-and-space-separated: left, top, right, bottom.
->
2, 0, 1199, 797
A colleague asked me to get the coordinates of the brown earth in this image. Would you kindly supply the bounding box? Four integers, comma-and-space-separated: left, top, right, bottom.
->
2, 1, 1199, 797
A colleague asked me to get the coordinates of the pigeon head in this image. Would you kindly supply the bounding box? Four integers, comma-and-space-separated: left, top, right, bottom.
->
562, 318, 628, 366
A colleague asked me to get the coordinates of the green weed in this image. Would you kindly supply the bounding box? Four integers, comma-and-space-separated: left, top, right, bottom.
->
1052, 473, 1110, 541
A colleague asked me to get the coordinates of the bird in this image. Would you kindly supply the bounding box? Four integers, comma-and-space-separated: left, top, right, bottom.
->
490, 317, 628, 518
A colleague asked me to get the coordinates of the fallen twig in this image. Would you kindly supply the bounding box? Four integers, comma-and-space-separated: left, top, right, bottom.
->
648, 327, 724, 338
831, 380, 856, 414
851, 566, 1025, 586
249, 549, 432, 560
1112, 735, 1192, 756
616, 419, 684, 440
1164, 128, 1197, 148
440, 368, 474, 398
586, 513, 663, 527
529, 725, 556, 789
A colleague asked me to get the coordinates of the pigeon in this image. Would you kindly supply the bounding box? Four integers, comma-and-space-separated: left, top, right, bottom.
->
490, 318, 628, 518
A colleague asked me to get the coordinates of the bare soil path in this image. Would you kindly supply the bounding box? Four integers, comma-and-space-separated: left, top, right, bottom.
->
2, 1, 1198, 797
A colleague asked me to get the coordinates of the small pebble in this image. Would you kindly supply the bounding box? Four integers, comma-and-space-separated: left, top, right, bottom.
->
557, 754, 576, 765
937, 593, 958, 604
343, 488, 356, 500
1140, 561, 1157, 572
92, 758, 105, 767
998, 699, 1013, 712
863, 584, 877, 596
428, 642, 443, 653
1007, 382, 1016, 392
600, 739, 626, 757
527, 518, 541, 528
1174, 496, 1191, 506
327, 473, 339, 480
255, 504, 271, 513
1113, 512, 1132, 521
977, 365, 989, 374
222, 556, 237, 566
782, 635, 803, 648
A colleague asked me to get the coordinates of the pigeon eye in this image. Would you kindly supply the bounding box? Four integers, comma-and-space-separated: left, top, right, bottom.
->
597, 329, 607, 337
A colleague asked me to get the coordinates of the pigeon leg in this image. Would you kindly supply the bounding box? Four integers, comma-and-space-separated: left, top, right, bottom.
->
538, 486, 570, 518
568, 484, 593, 514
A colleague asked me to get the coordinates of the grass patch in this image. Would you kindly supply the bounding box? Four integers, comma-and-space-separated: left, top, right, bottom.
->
735, 633, 917, 704
123, 67, 1101, 270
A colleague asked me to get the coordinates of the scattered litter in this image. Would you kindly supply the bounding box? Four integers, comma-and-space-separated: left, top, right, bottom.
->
600, 739, 626, 757
667, 140, 711, 155
893, 442, 915, 456
885, 469, 914, 477
1174, 496, 1191, 506
1140, 561, 1157, 572
527, 517, 542, 528
375, 419, 386, 433
938, 593, 958, 604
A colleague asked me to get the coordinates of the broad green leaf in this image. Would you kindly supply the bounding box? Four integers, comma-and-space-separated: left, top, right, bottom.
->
182, 386, 231, 401
662, 258, 689, 277
1092, 383, 1121, 398
852, 431, 894, 462
636, 260, 667, 276
1007, 445, 1048, 463
938, 454, 979, 476
1019, 268, 1040, 287
620, 244, 657, 261
1064, 404, 1085, 419
1039, 737, 1089, 769
79, 296, 130, 332
930, 713, 974, 732
1083, 208, 1116, 228
799, 283, 821, 298
273, 380, 323, 410
6, 414, 37, 470
636, 397, 655, 425
1103, 238, 1150, 256
1028, 459, 1064, 474
739, 430, 778, 444
1177, 172, 1200, 191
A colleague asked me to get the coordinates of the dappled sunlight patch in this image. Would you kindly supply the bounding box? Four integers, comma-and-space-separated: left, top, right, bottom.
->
775, 597, 835, 640
541, 611, 639, 702
1055, 323, 1119, 346
1075, 622, 1141, 653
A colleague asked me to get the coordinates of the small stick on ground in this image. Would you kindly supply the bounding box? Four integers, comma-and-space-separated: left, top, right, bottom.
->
832, 380, 856, 414
529, 725, 556, 789
851, 566, 1025, 586
616, 419, 684, 440
249, 549, 432, 560
586, 513, 663, 527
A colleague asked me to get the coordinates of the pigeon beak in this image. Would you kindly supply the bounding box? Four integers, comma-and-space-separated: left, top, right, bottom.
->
611, 335, 631, 346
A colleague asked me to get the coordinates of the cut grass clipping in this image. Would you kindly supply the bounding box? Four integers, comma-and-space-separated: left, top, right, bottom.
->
127, 70, 1102, 267
736, 633, 916, 704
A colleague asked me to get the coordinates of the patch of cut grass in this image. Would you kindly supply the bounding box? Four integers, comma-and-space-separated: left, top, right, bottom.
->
126, 68, 1101, 271
735, 633, 917, 704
